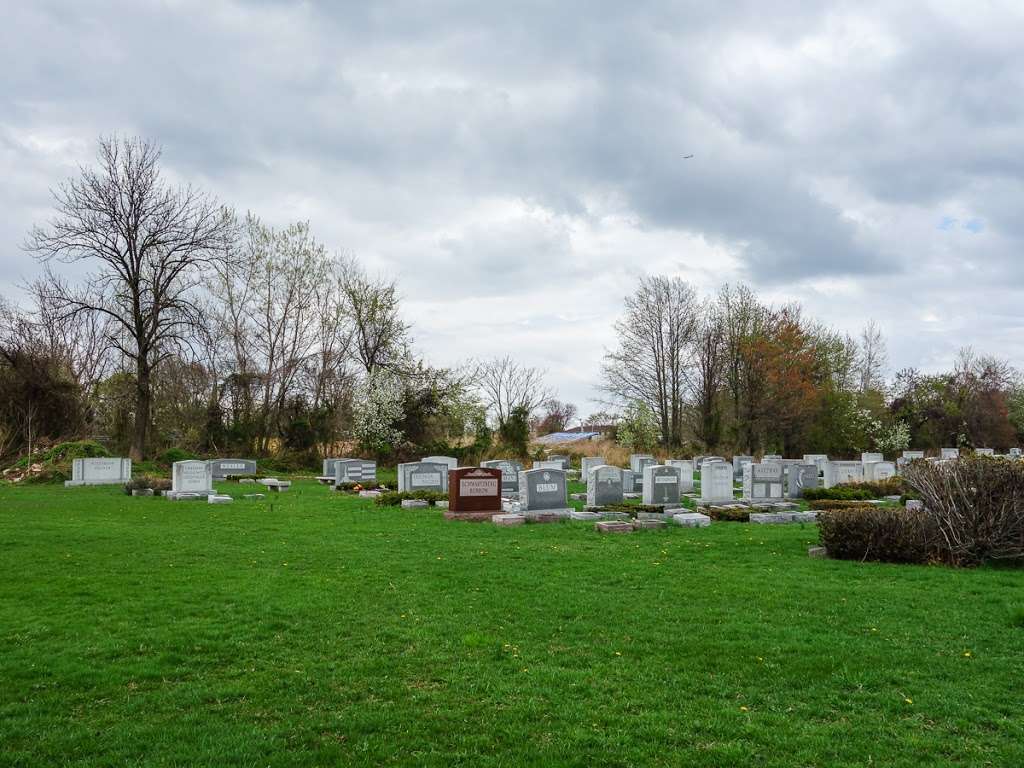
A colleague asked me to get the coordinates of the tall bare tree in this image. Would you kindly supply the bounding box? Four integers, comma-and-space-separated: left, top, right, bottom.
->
601, 276, 699, 447
857, 319, 888, 393
474, 356, 553, 428
339, 258, 410, 376
26, 136, 232, 460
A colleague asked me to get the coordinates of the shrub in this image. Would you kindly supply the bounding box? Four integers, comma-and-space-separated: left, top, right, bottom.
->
123, 476, 171, 493
818, 506, 939, 564
903, 456, 1024, 566
42, 440, 111, 463
808, 500, 879, 511
706, 506, 750, 522
374, 490, 448, 507
803, 487, 873, 502
155, 448, 197, 466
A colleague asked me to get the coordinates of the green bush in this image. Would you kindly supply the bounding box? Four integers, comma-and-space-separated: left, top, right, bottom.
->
155, 448, 198, 466
808, 499, 878, 511
803, 487, 873, 501
374, 490, 448, 507
818, 506, 938, 564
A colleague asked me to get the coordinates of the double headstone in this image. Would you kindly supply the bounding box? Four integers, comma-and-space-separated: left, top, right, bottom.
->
445, 467, 502, 521
334, 459, 377, 486
397, 461, 449, 493
208, 458, 257, 480
168, 460, 214, 499
786, 464, 819, 499
518, 468, 570, 515
586, 465, 624, 507
642, 465, 682, 506
824, 461, 865, 488
64, 457, 132, 487
743, 462, 784, 501
700, 460, 734, 503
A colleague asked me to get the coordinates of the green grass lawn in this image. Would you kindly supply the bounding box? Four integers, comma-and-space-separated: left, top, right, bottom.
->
1, 479, 1021, 767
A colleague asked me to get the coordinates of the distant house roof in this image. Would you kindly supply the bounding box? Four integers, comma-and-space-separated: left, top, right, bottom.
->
533, 431, 602, 445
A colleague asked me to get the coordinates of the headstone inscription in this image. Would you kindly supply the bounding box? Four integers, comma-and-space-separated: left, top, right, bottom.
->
586, 465, 624, 507
518, 468, 570, 515
642, 465, 682, 506
786, 463, 819, 499
208, 458, 257, 480
480, 459, 521, 495
65, 457, 132, 487
334, 459, 377, 486
422, 455, 458, 471
732, 455, 754, 479
742, 462, 784, 501
665, 459, 695, 492
700, 460, 734, 503
397, 462, 449, 493
445, 467, 502, 521
824, 461, 865, 488
168, 460, 214, 499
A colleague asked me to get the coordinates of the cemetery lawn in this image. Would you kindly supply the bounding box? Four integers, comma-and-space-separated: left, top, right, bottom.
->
1, 481, 1022, 768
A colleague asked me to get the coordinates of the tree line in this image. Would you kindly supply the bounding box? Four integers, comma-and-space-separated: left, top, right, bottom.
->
2, 136, 1022, 467
602, 276, 1024, 455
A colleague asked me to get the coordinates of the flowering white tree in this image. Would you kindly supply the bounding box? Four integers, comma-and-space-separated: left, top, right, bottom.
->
352, 373, 404, 456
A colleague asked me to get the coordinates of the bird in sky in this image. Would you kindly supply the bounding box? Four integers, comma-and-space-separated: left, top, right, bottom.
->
683, 154, 694, 159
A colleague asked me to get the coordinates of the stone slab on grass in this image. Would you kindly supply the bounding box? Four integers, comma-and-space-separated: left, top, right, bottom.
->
570, 510, 601, 521
208, 494, 234, 504
632, 518, 667, 530
401, 499, 429, 509
595, 521, 633, 534
673, 512, 712, 528
492, 514, 526, 526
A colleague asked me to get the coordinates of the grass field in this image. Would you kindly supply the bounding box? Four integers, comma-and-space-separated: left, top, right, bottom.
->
1, 478, 1022, 767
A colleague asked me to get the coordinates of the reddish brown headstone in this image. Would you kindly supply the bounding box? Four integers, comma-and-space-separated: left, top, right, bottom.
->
444, 467, 502, 522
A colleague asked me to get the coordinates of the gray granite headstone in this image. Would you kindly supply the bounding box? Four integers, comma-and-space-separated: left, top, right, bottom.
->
642, 465, 682, 506
586, 465, 624, 507
786, 463, 819, 499
334, 459, 377, 485
169, 460, 214, 498
700, 460, 734, 503
629, 454, 655, 474
208, 458, 256, 480
65, 457, 132, 487
422, 455, 458, 471
519, 468, 569, 512
742, 462, 784, 501
665, 459, 695, 492
398, 462, 449, 492
824, 461, 864, 488
481, 459, 522, 495
732, 455, 754, 479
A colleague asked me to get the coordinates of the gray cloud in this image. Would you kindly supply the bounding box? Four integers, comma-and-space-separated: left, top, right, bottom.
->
2, 0, 1024, 406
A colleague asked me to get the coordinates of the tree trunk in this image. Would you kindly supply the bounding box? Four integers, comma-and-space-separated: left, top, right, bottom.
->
131, 359, 152, 461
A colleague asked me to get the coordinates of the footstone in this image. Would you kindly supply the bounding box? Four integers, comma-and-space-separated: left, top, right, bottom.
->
401, 499, 429, 509
636, 511, 672, 520
239, 478, 256, 484
570, 510, 601, 521
131, 489, 154, 497
242, 493, 265, 500
673, 512, 711, 528
492, 514, 526, 526
208, 494, 234, 504
596, 511, 632, 521
527, 511, 564, 524
632, 518, 667, 530
596, 521, 633, 534
169, 492, 201, 501
435, 500, 449, 509
358, 490, 382, 498
262, 479, 291, 492
808, 546, 828, 559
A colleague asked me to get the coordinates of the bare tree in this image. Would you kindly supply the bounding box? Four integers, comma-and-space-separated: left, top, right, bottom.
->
474, 356, 554, 427
857, 319, 888, 393
601, 276, 700, 447
26, 136, 233, 459
689, 300, 724, 449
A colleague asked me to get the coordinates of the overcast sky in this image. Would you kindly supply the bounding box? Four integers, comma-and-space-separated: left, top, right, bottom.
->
2, 1, 1023, 413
